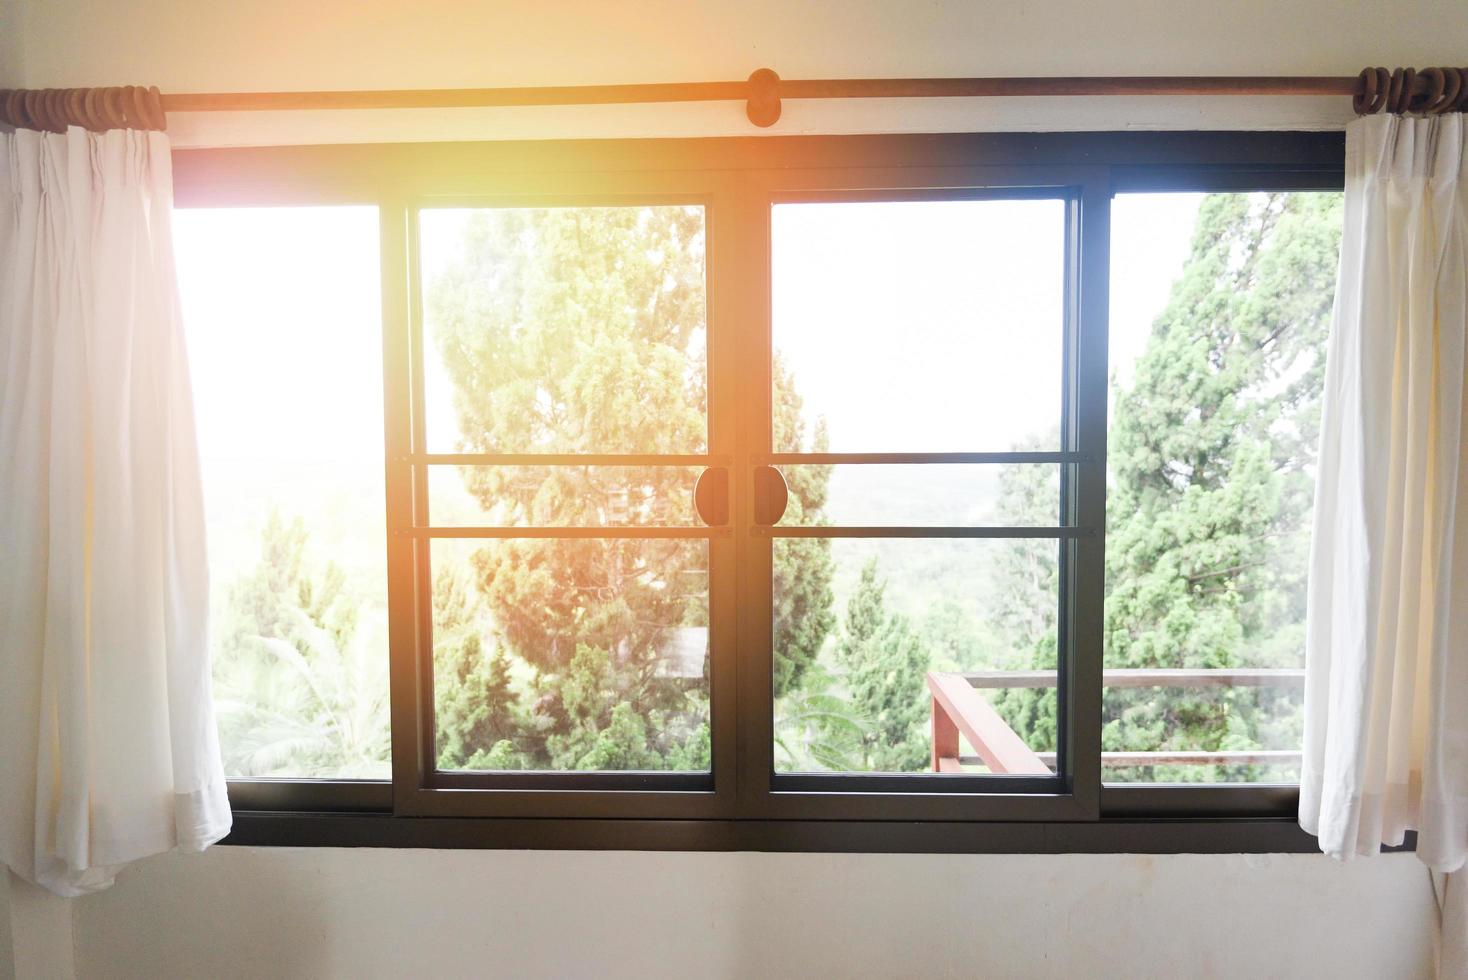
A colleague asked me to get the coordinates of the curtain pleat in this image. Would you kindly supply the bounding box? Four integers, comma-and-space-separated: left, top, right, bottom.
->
1, 127, 231, 898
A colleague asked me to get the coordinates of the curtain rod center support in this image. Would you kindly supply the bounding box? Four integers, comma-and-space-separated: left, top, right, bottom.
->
746, 68, 781, 127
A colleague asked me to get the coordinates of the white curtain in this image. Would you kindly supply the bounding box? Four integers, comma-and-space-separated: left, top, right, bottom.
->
1, 126, 231, 897
1301, 113, 1467, 973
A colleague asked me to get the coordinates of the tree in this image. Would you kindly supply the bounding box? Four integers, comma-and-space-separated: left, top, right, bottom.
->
431, 561, 522, 769
426, 206, 837, 769
985, 442, 1061, 754
771, 356, 837, 697
836, 558, 932, 772
983, 193, 1340, 781
1102, 192, 1340, 780
214, 510, 390, 777
773, 664, 868, 772
426, 206, 709, 769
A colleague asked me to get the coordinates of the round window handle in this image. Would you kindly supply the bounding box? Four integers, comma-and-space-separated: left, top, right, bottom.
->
752, 465, 789, 526
693, 467, 729, 526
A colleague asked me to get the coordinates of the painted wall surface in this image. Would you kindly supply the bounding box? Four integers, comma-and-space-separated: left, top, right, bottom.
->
72, 848, 1434, 980
0, 873, 10, 980
0, 1, 23, 88
19, 0, 1466, 90
12, 0, 1468, 144
2, 873, 74, 980
7, 2, 1460, 977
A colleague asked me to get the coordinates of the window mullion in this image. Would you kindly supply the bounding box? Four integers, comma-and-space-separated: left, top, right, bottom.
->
1064, 170, 1111, 818
731, 177, 774, 818
380, 197, 429, 814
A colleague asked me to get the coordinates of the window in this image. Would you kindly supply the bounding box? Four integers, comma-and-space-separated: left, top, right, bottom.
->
418, 205, 713, 782
172, 132, 1346, 847
1104, 190, 1340, 786
177, 206, 391, 783
766, 196, 1072, 803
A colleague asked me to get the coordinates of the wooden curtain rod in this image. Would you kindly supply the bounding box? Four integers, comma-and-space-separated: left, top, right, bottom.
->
159, 75, 1357, 111
4, 67, 1466, 134
154, 66, 1468, 126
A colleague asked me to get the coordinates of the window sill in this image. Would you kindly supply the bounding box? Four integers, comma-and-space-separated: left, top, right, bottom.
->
218, 809, 1415, 856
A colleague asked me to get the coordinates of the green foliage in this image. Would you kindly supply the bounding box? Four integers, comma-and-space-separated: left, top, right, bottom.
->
214, 510, 390, 777
986, 192, 1339, 780
429, 206, 708, 459
1102, 192, 1337, 781
462, 739, 523, 771
216, 192, 1340, 786
773, 662, 868, 772
537, 643, 707, 771
836, 559, 932, 772
662, 722, 713, 772
433, 561, 522, 769
427, 207, 710, 769
425, 206, 836, 769
772, 357, 837, 696
985, 440, 1061, 753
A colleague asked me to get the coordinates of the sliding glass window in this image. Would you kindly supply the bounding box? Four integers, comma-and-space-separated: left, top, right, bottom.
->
732, 172, 1109, 822
175, 205, 392, 810
1102, 189, 1342, 792
169, 132, 1345, 839
415, 203, 714, 785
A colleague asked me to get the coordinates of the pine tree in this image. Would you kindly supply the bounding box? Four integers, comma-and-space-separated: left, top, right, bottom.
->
1103, 192, 1340, 780
985, 192, 1340, 780
837, 558, 932, 772
427, 206, 708, 768
215, 510, 390, 777
427, 206, 836, 768
771, 356, 836, 697
432, 561, 522, 769
986, 445, 1061, 754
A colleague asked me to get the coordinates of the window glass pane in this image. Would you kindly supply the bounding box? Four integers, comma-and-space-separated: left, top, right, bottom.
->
431, 538, 710, 772
418, 206, 707, 455
428, 465, 702, 527
419, 202, 714, 778
776, 464, 1060, 527
771, 199, 1065, 454
773, 537, 1058, 775
176, 206, 390, 779
1104, 191, 1342, 783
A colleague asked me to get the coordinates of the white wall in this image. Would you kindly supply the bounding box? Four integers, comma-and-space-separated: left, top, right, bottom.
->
0, 0, 23, 88
2, 872, 74, 980
26, 0, 1468, 90
10, 2, 1464, 977
13, 0, 1468, 145
0, 872, 10, 980
71, 848, 1435, 980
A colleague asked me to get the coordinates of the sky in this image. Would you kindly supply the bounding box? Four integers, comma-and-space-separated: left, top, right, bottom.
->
774, 199, 1063, 453
173, 206, 388, 606
772, 195, 1199, 453
174, 206, 385, 467
1108, 194, 1204, 393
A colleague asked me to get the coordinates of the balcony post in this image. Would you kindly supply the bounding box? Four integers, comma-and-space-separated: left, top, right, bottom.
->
931, 695, 960, 772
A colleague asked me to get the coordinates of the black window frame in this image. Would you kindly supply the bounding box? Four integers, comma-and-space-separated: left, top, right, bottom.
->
394, 183, 737, 820
178, 130, 1384, 853
739, 171, 1102, 823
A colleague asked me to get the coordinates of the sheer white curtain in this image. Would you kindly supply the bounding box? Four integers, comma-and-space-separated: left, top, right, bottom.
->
1, 126, 231, 897
1301, 113, 1467, 971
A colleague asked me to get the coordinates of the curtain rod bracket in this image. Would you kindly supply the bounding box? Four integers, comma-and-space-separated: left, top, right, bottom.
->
746, 68, 781, 127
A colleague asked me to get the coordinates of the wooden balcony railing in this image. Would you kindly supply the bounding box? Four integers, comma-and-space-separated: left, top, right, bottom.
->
926, 668, 1306, 774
